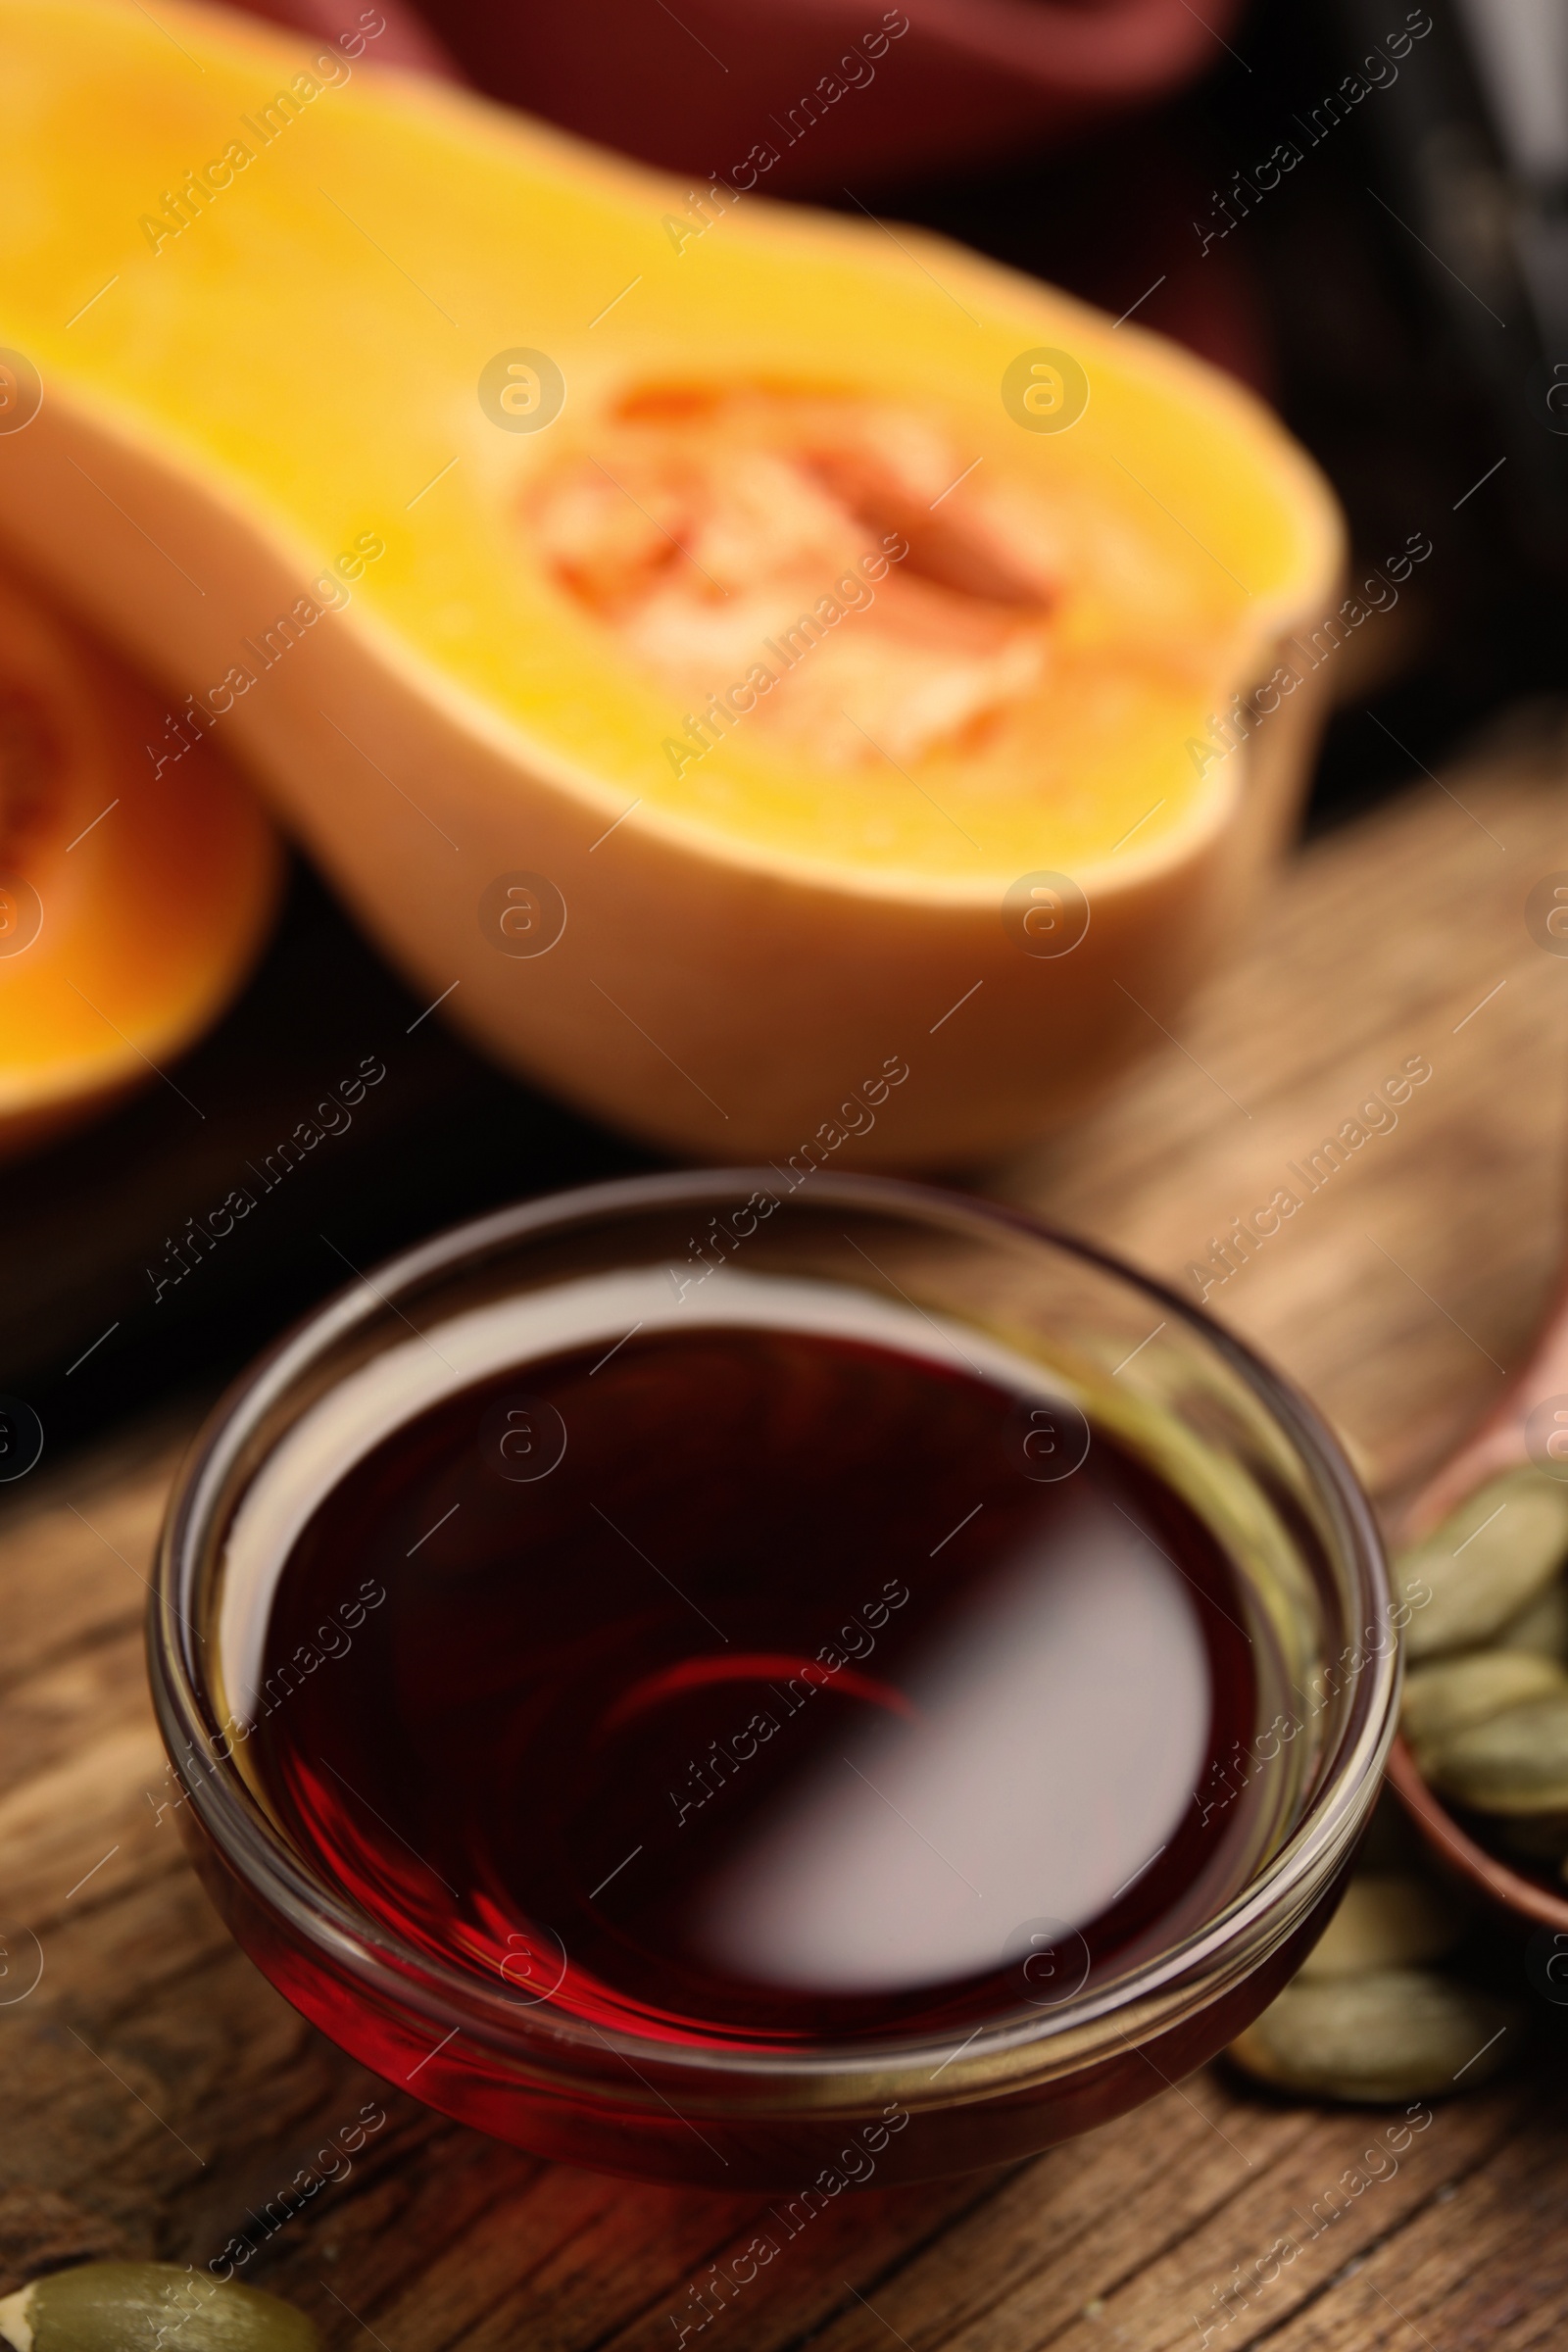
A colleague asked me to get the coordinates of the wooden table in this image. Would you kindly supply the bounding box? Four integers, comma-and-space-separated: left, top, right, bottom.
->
7, 716, 1568, 2352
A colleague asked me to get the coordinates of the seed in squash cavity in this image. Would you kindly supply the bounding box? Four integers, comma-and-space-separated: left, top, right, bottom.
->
525, 383, 1061, 770
0, 697, 57, 866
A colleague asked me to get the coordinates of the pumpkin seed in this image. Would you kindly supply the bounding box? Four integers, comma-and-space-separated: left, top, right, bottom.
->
1298, 1873, 1464, 1979
1228, 1968, 1516, 2102
1494, 1575, 1568, 1660
0, 2263, 319, 2352
1401, 1649, 1568, 1762
1396, 1468, 1568, 1659
1426, 1691, 1568, 1814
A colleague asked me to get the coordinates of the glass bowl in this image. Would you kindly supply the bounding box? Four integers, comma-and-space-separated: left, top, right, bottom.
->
149, 1169, 1396, 2190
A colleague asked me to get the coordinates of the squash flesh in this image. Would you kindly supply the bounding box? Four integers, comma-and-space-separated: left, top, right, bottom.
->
0, 567, 279, 1144
0, 0, 1336, 889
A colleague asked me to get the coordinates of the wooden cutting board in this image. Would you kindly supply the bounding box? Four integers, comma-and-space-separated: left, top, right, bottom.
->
4, 708, 1568, 2352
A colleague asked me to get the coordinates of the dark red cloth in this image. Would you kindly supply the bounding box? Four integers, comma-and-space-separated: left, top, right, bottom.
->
221, 0, 1269, 388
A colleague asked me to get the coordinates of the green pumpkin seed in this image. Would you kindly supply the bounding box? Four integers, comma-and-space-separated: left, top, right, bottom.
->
1427, 1691, 1568, 1814
1298, 1873, 1464, 1979
1228, 1968, 1516, 2102
1396, 1468, 1568, 1659
0, 2264, 319, 2352
1494, 1575, 1568, 1660
1401, 1649, 1568, 1762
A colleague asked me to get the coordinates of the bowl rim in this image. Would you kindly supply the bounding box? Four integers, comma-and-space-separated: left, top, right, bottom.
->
148, 1166, 1397, 2106
1387, 1733, 1568, 1931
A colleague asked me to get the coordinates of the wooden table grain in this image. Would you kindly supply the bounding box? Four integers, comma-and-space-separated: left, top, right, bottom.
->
6, 713, 1568, 2352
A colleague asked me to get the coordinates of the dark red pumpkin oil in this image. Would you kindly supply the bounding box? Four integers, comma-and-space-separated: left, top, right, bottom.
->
237, 1312, 1282, 2048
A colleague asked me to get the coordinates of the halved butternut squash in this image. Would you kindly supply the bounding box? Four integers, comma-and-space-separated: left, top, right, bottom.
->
0, 0, 1342, 1164
0, 564, 280, 1157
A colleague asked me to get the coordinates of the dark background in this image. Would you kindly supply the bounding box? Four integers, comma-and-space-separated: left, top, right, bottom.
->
6, 0, 1565, 1454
